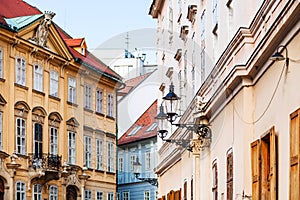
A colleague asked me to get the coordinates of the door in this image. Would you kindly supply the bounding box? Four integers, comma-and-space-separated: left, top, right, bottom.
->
66, 186, 77, 200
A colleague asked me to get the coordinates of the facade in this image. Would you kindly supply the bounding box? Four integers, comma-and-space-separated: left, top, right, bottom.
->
150, 0, 300, 200
117, 100, 158, 200
0, 1, 122, 199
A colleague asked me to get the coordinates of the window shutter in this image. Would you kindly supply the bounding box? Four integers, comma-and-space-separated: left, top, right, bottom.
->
251, 140, 261, 199
269, 127, 277, 200
290, 109, 300, 199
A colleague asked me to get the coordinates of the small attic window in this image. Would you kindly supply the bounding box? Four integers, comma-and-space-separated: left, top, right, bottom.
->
128, 126, 142, 136
146, 123, 157, 132
81, 47, 85, 56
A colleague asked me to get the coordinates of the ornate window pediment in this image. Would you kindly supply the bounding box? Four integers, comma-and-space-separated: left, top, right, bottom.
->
66, 117, 79, 131
0, 95, 7, 106
32, 106, 47, 123
187, 5, 197, 23
180, 25, 189, 40
14, 101, 30, 118
49, 112, 63, 127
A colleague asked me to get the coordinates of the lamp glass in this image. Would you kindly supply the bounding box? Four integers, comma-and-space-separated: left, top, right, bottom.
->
270, 52, 285, 61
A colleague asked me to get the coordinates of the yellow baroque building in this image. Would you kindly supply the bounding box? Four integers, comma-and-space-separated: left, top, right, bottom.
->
0, 1, 122, 199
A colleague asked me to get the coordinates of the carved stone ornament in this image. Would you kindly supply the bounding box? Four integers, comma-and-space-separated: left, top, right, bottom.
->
31, 11, 56, 47
190, 138, 211, 155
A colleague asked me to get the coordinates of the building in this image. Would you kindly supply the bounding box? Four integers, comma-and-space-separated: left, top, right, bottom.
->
0, 0, 122, 199
150, 0, 300, 200
117, 100, 158, 200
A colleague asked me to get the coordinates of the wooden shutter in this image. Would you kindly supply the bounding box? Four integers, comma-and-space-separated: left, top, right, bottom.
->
269, 127, 277, 200
251, 140, 261, 200
290, 110, 300, 199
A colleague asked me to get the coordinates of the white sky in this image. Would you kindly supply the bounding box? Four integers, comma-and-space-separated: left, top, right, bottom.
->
25, 0, 156, 50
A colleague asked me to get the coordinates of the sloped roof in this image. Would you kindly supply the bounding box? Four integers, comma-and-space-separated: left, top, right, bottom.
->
118, 72, 153, 97
118, 100, 157, 145
64, 38, 85, 47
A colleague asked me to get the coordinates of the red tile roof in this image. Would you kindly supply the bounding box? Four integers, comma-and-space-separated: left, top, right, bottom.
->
118, 100, 158, 145
64, 38, 84, 47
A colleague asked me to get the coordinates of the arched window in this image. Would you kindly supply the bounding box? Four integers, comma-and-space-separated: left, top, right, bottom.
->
212, 160, 218, 200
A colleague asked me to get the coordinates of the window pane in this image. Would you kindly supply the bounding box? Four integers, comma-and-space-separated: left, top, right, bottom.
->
50, 70, 58, 97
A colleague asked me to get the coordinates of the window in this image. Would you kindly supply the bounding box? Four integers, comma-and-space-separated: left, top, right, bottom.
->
146, 123, 157, 132
118, 157, 124, 172
68, 131, 76, 164
144, 190, 150, 200
16, 181, 26, 200
16, 118, 26, 155
49, 185, 58, 200
16, 57, 26, 86
169, 7, 173, 32
50, 70, 58, 97
96, 191, 103, 200
128, 126, 142, 136
33, 123, 43, 159
96, 139, 103, 170
33, 64, 43, 91
212, 0, 218, 28
145, 151, 151, 170
68, 77, 76, 103
0, 112, 2, 150
130, 155, 136, 171
84, 84, 92, 109
84, 136, 92, 168
212, 161, 218, 200
107, 94, 114, 117
84, 190, 92, 200
107, 192, 114, 200
227, 150, 233, 200
33, 184, 42, 200
184, 181, 187, 200
50, 127, 58, 155
107, 142, 114, 172
251, 127, 276, 200
0, 49, 3, 78
123, 191, 129, 200
290, 110, 300, 199
96, 89, 103, 113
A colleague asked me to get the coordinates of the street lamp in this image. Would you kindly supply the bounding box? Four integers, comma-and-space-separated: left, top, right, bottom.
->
156, 83, 212, 150
269, 44, 289, 67
133, 157, 158, 187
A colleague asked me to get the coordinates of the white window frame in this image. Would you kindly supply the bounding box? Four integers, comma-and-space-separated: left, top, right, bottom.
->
169, 7, 173, 32
84, 84, 92, 109
107, 142, 114, 172
107, 94, 114, 117
68, 131, 76, 164
96, 139, 103, 170
144, 190, 150, 200
50, 70, 59, 97
118, 157, 124, 172
68, 77, 76, 103
123, 191, 130, 200
107, 192, 114, 200
84, 136, 92, 168
96, 89, 103, 113
145, 151, 151, 170
33, 64, 43, 91
130, 155, 136, 171
50, 127, 58, 155
16, 57, 26, 86
49, 185, 58, 200
33, 184, 42, 200
16, 181, 26, 200
16, 118, 26, 155
84, 189, 92, 200
96, 191, 103, 200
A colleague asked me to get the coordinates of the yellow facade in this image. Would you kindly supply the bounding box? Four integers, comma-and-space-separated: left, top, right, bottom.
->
0, 12, 121, 200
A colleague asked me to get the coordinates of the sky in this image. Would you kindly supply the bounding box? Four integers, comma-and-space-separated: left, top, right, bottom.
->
25, 0, 157, 51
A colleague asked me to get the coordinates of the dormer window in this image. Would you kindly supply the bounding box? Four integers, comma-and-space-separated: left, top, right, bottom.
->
81, 48, 85, 55
180, 25, 189, 40
187, 5, 197, 23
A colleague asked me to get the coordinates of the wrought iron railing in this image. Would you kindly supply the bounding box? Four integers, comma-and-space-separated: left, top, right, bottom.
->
28, 153, 62, 171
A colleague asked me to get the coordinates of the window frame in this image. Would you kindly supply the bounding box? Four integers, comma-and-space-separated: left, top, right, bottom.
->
16, 117, 26, 155
68, 77, 76, 103
145, 151, 151, 170
50, 70, 59, 97
212, 160, 218, 200
33, 123, 43, 159
33, 184, 42, 200
84, 135, 92, 168
107, 142, 114, 172
123, 191, 130, 200
68, 131, 76, 164
107, 192, 114, 200
49, 185, 58, 200
84, 189, 92, 200
107, 93, 114, 117
96, 139, 103, 170
144, 190, 150, 200
16, 57, 26, 86
84, 84, 92, 110
33, 64, 43, 92
96, 89, 103, 113
226, 150, 233, 200
16, 181, 26, 200
96, 191, 103, 200
0, 48, 3, 78
49, 127, 58, 155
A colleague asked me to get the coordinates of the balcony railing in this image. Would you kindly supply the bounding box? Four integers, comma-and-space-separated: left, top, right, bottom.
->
28, 153, 62, 171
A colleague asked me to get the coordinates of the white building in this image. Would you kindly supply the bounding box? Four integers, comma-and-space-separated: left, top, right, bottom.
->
150, 0, 300, 199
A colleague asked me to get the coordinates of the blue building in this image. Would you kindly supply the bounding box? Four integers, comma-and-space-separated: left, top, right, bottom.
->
117, 101, 158, 200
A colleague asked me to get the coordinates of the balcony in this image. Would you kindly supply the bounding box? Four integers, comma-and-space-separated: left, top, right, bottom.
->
28, 153, 62, 184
